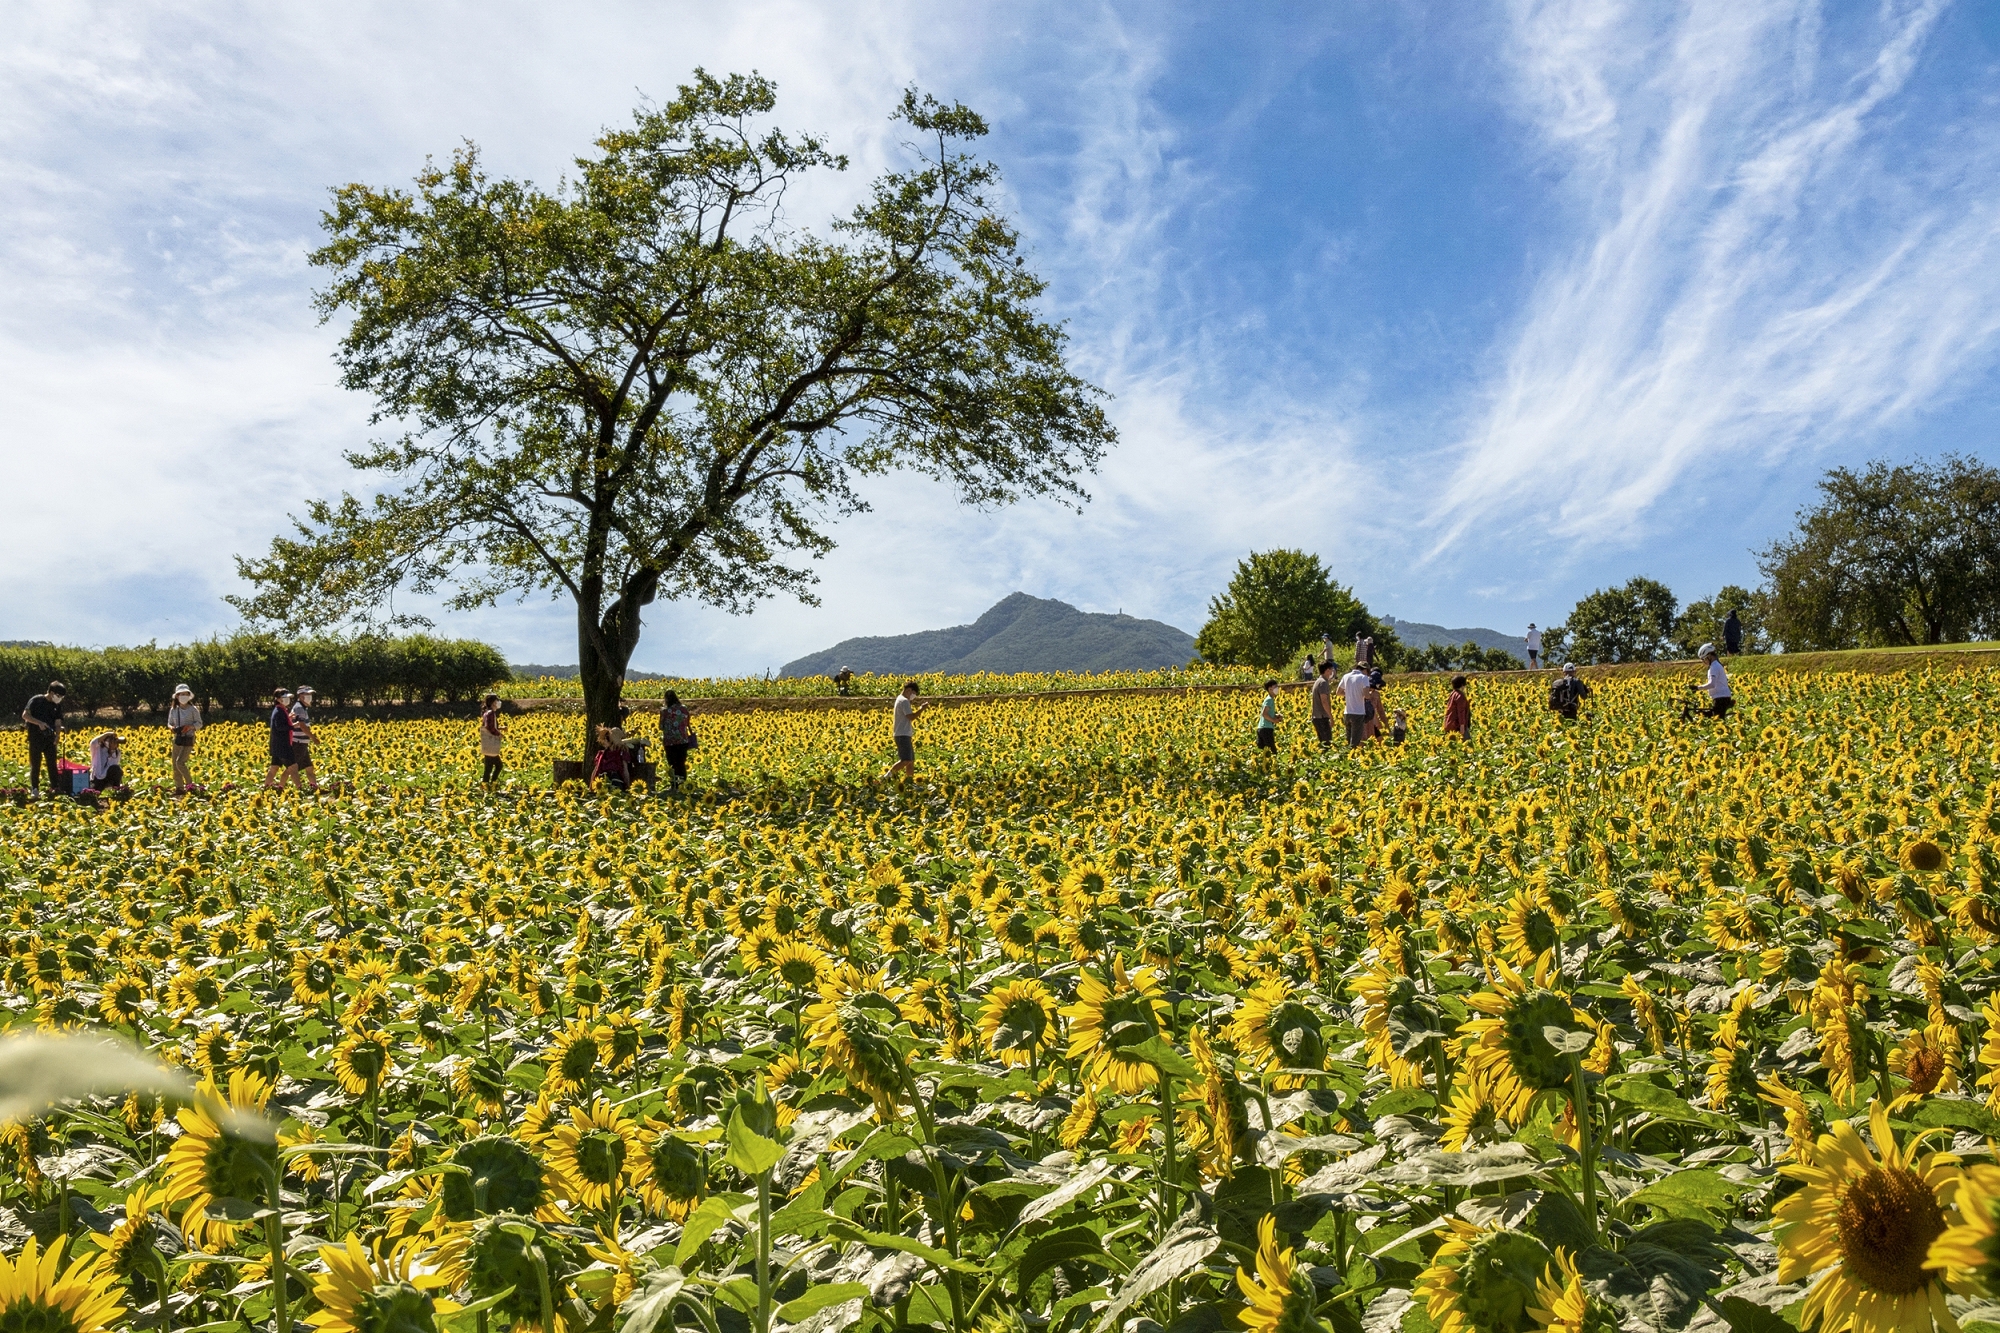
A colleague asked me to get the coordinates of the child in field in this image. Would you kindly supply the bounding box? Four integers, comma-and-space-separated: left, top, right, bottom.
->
479, 693, 505, 784
1391, 709, 1408, 744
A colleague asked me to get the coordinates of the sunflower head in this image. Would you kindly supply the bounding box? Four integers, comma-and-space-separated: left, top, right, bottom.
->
1901, 840, 1947, 876
980, 979, 1057, 1066
644, 1134, 706, 1219
307, 1238, 455, 1333
442, 1136, 546, 1221
446, 1215, 576, 1331
1528, 1250, 1619, 1333
1417, 1221, 1553, 1333
1776, 1102, 1961, 1333
160, 1069, 279, 1248
1235, 1214, 1318, 1333
0, 1237, 125, 1333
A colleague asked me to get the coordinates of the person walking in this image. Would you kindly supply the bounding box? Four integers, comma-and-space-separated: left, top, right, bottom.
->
264, 689, 297, 791
1724, 608, 1743, 656
1525, 624, 1542, 670
1254, 679, 1281, 752
166, 683, 202, 793
87, 730, 125, 790
1339, 661, 1371, 748
1443, 674, 1472, 740
20, 680, 66, 796
886, 681, 925, 778
659, 690, 695, 790
1364, 666, 1387, 741
290, 687, 320, 794
833, 666, 855, 696
478, 693, 506, 784
1694, 644, 1734, 719
1321, 632, 1336, 671
1309, 661, 1336, 749
1549, 663, 1591, 720
1354, 633, 1375, 669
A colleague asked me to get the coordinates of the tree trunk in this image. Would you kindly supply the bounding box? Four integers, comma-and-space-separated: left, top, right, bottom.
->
577, 601, 632, 768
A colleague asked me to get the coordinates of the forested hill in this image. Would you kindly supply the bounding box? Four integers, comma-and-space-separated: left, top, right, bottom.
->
781, 593, 1197, 677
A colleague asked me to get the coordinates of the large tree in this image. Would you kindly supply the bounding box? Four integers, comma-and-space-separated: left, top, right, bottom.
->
1758, 456, 2000, 649
1193, 549, 1397, 669
230, 73, 1114, 757
1550, 577, 1678, 664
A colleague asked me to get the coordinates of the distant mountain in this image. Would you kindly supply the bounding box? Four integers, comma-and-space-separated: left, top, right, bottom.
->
1382, 617, 1522, 656
781, 593, 1197, 677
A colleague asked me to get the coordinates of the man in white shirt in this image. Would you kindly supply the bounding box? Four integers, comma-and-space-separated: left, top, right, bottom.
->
1338, 664, 1371, 748
1696, 644, 1734, 719
885, 681, 925, 777
1525, 624, 1542, 669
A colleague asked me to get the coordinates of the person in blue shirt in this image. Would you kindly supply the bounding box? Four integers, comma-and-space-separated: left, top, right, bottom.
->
1256, 680, 1280, 751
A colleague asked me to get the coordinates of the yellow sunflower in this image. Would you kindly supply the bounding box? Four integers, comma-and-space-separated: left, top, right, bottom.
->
978, 979, 1058, 1067
769, 939, 829, 992
1061, 955, 1171, 1095
1774, 1101, 1963, 1333
307, 1237, 457, 1333
1889, 1027, 1962, 1097
0, 1238, 123, 1333
545, 1098, 646, 1212
1352, 963, 1428, 1091
333, 1029, 394, 1096
1236, 1214, 1320, 1333
639, 1127, 706, 1221
1497, 887, 1564, 969
85, 1184, 164, 1283
1415, 1219, 1551, 1333
1457, 956, 1591, 1123
1927, 1162, 2000, 1296
1440, 1070, 1507, 1153
541, 1020, 604, 1098
1528, 1250, 1618, 1333
158, 1068, 278, 1249
1228, 976, 1325, 1088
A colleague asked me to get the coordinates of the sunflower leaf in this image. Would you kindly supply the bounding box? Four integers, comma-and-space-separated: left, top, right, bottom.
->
775, 1282, 869, 1322
1093, 1223, 1220, 1333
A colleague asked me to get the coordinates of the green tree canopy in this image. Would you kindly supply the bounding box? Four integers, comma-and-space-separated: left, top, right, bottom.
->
1193, 549, 1396, 669
228, 72, 1115, 754
1758, 455, 2000, 649
1550, 577, 1679, 664
1673, 584, 1771, 656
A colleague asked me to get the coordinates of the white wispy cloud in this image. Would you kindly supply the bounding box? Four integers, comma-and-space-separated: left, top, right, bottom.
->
1436, 0, 2000, 554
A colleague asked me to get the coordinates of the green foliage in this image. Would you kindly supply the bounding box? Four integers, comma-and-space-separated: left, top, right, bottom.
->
1673, 585, 1771, 657
1195, 549, 1397, 669
1406, 641, 1525, 673
1759, 454, 2000, 649
1549, 577, 1679, 664
0, 634, 507, 716
230, 71, 1115, 745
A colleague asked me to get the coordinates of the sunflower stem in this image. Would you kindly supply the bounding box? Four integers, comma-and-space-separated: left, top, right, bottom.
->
754, 1169, 773, 1333
261, 1158, 291, 1333
1157, 1071, 1179, 1228
150, 1245, 172, 1333
1567, 1053, 1599, 1244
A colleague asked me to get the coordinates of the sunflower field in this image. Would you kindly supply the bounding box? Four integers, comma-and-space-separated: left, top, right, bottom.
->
1, 665, 1999, 1333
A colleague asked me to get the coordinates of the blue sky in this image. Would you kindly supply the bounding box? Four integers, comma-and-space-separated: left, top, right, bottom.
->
5, 1, 1998, 672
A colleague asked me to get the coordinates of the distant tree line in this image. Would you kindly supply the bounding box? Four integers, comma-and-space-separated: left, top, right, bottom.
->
0, 634, 508, 717
1193, 454, 1998, 671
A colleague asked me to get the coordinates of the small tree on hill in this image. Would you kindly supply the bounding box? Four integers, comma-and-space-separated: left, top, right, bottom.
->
1194, 549, 1397, 669
1551, 577, 1679, 664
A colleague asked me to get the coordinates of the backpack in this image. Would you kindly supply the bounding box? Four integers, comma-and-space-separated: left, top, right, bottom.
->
1548, 680, 1568, 711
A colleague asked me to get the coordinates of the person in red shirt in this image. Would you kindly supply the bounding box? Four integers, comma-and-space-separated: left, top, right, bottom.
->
1443, 675, 1472, 740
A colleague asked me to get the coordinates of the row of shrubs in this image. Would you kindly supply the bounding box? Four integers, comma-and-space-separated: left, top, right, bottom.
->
1, 635, 510, 717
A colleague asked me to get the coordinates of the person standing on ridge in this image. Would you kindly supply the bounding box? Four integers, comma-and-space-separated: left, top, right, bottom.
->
1724, 608, 1743, 656
1310, 661, 1336, 749
20, 680, 66, 797
886, 681, 925, 778
1525, 624, 1542, 670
